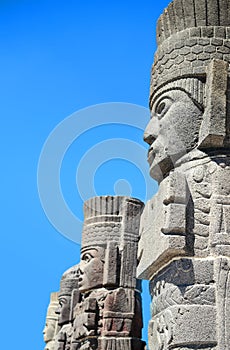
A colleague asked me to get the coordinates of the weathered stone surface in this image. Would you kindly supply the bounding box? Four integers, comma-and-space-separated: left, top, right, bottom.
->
54, 264, 79, 350
71, 196, 145, 350
146, 84, 204, 182
137, 171, 190, 279
43, 292, 59, 350
199, 59, 228, 148
45, 196, 145, 350
138, 0, 230, 349
43, 1, 230, 349
150, 0, 230, 100
146, 257, 230, 350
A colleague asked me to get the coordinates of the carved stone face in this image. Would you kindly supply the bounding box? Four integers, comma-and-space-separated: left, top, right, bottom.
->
43, 319, 56, 342
78, 247, 104, 293
144, 89, 203, 181
56, 295, 71, 326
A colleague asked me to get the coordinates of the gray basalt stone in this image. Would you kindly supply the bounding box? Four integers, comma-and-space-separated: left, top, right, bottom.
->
42, 1, 230, 349
72, 196, 145, 350
54, 264, 79, 350
43, 292, 60, 350
137, 171, 190, 279
44, 196, 145, 350
138, 0, 230, 349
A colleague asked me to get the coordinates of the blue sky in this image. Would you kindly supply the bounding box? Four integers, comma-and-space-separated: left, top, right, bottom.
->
1, 0, 171, 348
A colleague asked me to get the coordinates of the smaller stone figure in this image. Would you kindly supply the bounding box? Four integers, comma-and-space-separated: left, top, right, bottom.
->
45, 196, 145, 350
43, 292, 59, 350
71, 196, 145, 350
55, 265, 80, 350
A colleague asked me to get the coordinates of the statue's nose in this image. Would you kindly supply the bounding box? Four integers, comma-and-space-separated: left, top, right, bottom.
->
143, 118, 159, 145
143, 131, 155, 145
55, 306, 60, 315
78, 265, 83, 275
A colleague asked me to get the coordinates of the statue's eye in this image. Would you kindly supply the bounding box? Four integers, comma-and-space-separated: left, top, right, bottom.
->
59, 298, 66, 307
155, 97, 173, 119
156, 102, 166, 115
82, 253, 92, 263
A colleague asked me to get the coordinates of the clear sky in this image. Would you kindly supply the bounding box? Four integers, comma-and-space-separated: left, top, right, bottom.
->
1, 0, 171, 348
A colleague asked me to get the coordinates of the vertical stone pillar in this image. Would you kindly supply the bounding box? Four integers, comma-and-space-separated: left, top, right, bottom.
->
47, 196, 145, 350
71, 196, 145, 350
43, 292, 59, 350
55, 265, 79, 350
137, 1, 230, 349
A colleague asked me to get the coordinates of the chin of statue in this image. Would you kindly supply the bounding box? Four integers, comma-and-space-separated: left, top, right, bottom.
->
149, 156, 174, 183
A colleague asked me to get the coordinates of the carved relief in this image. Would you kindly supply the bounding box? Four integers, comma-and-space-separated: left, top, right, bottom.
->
148, 259, 217, 350
54, 265, 79, 350
215, 257, 230, 349
43, 196, 145, 350
43, 292, 60, 350
43, 0, 230, 349
149, 310, 174, 350
137, 171, 190, 279
70, 196, 145, 350
137, 0, 230, 349
145, 86, 204, 182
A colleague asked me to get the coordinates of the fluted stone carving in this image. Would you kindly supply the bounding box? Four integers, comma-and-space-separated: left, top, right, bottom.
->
137, 0, 230, 349
44, 196, 145, 350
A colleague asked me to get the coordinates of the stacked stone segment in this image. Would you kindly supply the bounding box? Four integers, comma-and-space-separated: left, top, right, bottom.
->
138, 0, 230, 349
43, 196, 145, 350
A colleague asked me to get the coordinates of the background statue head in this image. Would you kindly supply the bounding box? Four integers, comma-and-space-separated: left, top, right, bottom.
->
56, 265, 79, 326
146, 0, 230, 182
78, 196, 144, 293
43, 292, 59, 346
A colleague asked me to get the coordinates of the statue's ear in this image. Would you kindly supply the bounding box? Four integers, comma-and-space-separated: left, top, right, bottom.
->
199, 59, 228, 149
103, 241, 119, 287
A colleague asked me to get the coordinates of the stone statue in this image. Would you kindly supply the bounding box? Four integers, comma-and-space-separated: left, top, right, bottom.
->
71, 196, 145, 350
44, 196, 145, 350
55, 265, 80, 350
43, 292, 60, 350
137, 0, 230, 349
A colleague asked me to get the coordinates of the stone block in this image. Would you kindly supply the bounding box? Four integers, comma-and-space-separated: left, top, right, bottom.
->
137, 172, 190, 280
199, 59, 228, 148
149, 305, 217, 350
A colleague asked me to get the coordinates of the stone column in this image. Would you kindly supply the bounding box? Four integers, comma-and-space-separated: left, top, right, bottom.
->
54, 264, 79, 350
137, 1, 230, 349
47, 196, 145, 350
71, 196, 145, 350
43, 292, 60, 350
